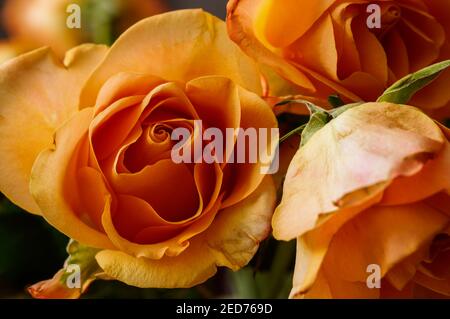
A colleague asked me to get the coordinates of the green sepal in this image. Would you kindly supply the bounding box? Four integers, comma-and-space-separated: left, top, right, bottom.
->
377, 60, 450, 104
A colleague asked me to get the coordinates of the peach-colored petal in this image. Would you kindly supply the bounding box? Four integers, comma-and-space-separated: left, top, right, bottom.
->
320, 266, 380, 299
222, 85, 278, 208
30, 108, 114, 249
301, 270, 333, 299
185, 76, 241, 138
80, 9, 262, 107
273, 102, 445, 241
352, 16, 388, 85
101, 194, 221, 259
226, 0, 315, 93
381, 139, 450, 205
254, 0, 336, 48
96, 177, 275, 288
0, 44, 107, 214
323, 202, 449, 283
93, 72, 165, 115
290, 189, 384, 298
286, 13, 339, 81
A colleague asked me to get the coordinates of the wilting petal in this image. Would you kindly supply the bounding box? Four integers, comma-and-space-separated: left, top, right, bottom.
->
381, 139, 450, 205
273, 102, 445, 241
0, 44, 107, 214
28, 270, 83, 299
205, 176, 275, 269
96, 177, 275, 288
80, 9, 262, 107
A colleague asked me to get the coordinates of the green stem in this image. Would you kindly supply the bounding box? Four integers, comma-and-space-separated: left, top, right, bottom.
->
263, 240, 296, 298
230, 268, 259, 298
279, 123, 307, 143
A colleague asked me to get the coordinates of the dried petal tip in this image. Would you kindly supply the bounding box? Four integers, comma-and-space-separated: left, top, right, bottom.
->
28, 270, 81, 299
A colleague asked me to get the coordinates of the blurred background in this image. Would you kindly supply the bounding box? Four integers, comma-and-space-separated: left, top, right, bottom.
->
0, 0, 294, 299
0, 0, 228, 62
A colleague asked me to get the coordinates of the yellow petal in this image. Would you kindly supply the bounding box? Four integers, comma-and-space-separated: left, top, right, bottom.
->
80, 9, 262, 107
287, 13, 339, 81
273, 102, 445, 241
227, 0, 315, 93
0, 44, 107, 214
96, 177, 275, 288
253, 0, 336, 48
30, 108, 114, 249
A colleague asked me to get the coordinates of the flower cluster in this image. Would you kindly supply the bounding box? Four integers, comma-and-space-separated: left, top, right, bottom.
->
0, 0, 448, 299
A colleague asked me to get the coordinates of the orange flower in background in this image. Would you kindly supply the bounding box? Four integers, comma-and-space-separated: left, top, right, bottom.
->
0, 40, 34, 65
0, 10, 277, 291
2, 0, 167, 57
227, 0, 450, 119
274, 102, 450, 298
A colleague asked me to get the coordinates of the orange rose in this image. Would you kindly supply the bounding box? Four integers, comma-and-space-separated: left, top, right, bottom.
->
274, 102, 450, 298
227, 0, 450, 119
0, 10, 277, 290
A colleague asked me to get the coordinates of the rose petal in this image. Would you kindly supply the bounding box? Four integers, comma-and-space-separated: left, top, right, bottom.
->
30, 108, 114, 249
323, 202, 449, 283
80, 9, 262, 107
253, 0, 335, 48
96, 176, 275, 288
273, 102, 446, 241
0, 44, 107, 213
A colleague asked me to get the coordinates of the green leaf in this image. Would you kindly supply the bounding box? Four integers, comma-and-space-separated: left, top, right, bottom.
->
82, 0, 121, 45
276, 99, 330, 145
329, 102, 363, 119
276, 99, 361, 147
279, 123, 307, 143
230, 268, 259, 298
377, 60, 450, 104
300, 110, 330, 147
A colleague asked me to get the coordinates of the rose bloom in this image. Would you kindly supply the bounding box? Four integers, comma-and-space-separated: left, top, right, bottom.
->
2, 0, 167, 57
0, 10, 277, 292
274, 102, 450, 298
227, 0, 450, 119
